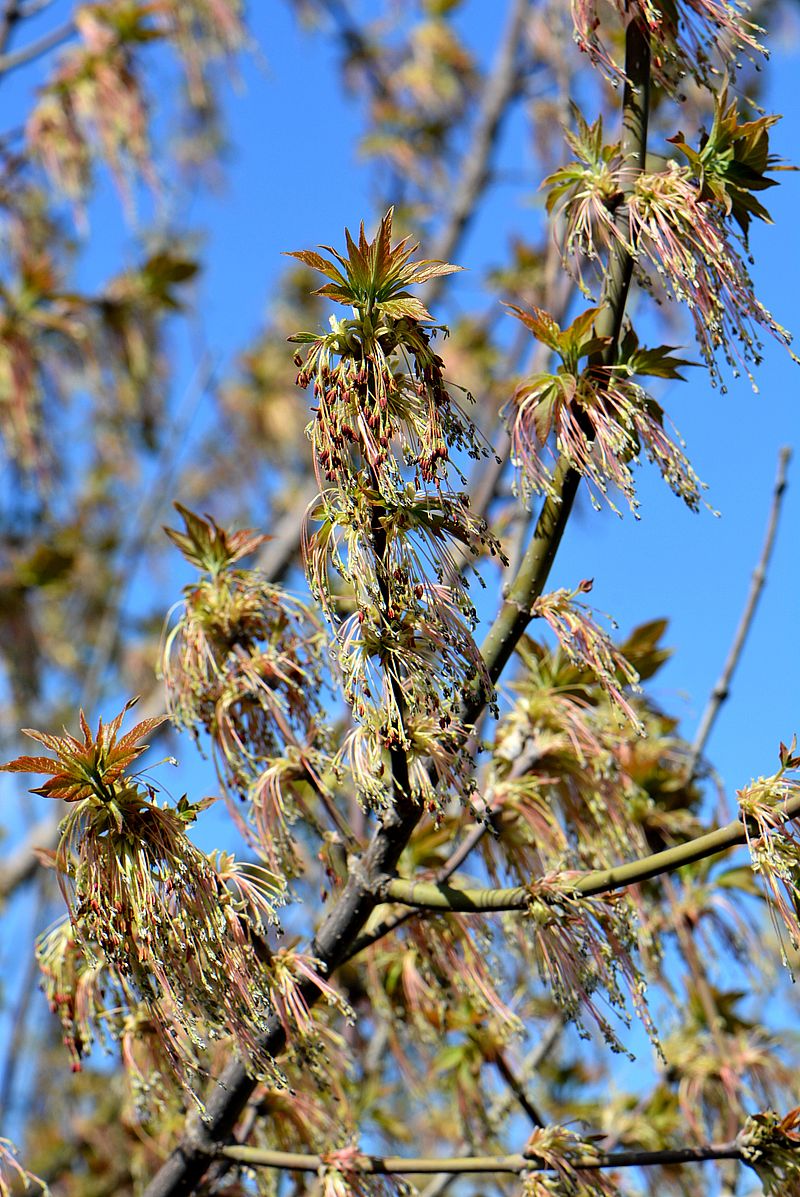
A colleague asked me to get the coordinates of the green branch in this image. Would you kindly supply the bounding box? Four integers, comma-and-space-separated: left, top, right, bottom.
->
218, 1141, 744, 1174
380, 793, 800, 912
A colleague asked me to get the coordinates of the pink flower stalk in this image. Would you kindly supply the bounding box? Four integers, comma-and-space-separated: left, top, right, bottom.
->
533, 583, 642, 728
405, 915, 521, 1032
267, 949, 352, 1040
0, 1136, 48, 1197
571, 0, 764, 88
628, 164, 792, 386
524, 876, 656, 1053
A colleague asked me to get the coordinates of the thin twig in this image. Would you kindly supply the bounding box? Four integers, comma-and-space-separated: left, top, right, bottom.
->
0, 877, 47, 1125
0, 16, 74, 74
686, 446, 792, 782
492, 1048, 545, 1127
316, 0, 392, 101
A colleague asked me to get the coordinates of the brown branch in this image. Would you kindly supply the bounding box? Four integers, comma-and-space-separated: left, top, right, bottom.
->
113, 17, 652, 1197
0, 0, 20, 56
140, 343, 587, 1197
492, 1048, 546, 1128
686, 446, 792, 782
316, 0, 393, 101
0, 815, 58, 901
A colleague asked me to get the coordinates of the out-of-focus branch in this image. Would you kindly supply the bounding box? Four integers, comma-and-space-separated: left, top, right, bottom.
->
316, 0, 392, 101
0, 1, 21, 55
423, 0, 531, 306
492, 1048, 545, 1127
686, 445, 792, 782
0, 16, 74, 75
0, 816, 56, 901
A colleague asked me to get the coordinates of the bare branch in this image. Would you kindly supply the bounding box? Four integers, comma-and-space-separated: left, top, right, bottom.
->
0, 0, 21, 56
687, 446, 792, 781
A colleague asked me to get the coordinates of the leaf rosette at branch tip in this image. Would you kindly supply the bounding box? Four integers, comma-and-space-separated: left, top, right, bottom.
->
547, 90, 795, 390
668, 80, 792, 241
504, 304, 703, 513
0, 703, 306, 1091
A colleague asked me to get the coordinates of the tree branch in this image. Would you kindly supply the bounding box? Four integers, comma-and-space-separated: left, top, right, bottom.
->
217, 1140, 746, 1174
422, 0, 531, 305
686, 445, 792, 782
0, 0, 21, 56
380, 792, 800, 912
0, 16, 74, 75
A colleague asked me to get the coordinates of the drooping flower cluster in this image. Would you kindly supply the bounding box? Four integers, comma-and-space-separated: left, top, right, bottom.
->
533, 580, 642, 727
27, 4, 154, 203
317, 1145, 414, 1197
663, 1004, 795, 1139
545, 90, 794, 389
737, 738, 800, 962
571, 0, 764, 88
291, 210, 500, 812
522, 1124, 619, 1197
505, 304, 702, 512
627, 163, 792, 387
521, 876, 656, 1053
0, 702, 348, 1090
27, 0, 245, 204
161, 504, 332, 873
